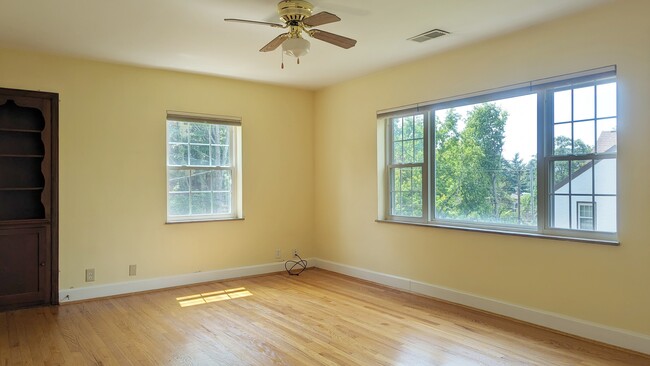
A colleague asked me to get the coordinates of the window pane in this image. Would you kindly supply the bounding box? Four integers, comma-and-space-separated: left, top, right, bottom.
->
392, 118, 402, 141
403, 116, 414, 139
391, 115, 424, 165
168, 144, 188, 166
210, 125, 217, 144
219, 126, 230, 145
434, 94, 537, 226
553, 123, 572, 155
169, 193, 190, 216
190, 123, 210, 143
594, 158, 616, 195
403, 140, 414, 163
579, 203, 593, 218
551, 195, 570, 229
414, 115, 424, 138
213, 192, 231, 214
573, 121, 595, 154
573, 86, 595, 121
219, 146, 230, 166
212, 170, 232, 191
597, 83, 616, 118
168, 170, 189, 192
190, 170, 211, 191
596, 119, 617, 153
595, 196, 616, 233
168, 121, 189, 143
392, 141, 403, 164
414, 139, 424, 163
191, 193, 211, 214
552, 161, 570, 193
570, 160, 593, 195
390, 167, 422, 217
554, 90, 572, 123
190, 145, 210, 166
571, 196, 592, 230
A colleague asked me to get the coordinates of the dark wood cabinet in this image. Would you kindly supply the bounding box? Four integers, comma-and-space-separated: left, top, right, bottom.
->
0, 88, 58, 310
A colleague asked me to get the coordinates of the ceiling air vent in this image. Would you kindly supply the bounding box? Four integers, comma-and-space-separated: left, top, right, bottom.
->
408, 29, 450, 43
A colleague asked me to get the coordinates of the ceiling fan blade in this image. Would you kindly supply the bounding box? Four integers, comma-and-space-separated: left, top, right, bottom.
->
308, 29, 357, 49
303, 11, 340, 27
260, 33, 290, 52
224, 18, 285, 28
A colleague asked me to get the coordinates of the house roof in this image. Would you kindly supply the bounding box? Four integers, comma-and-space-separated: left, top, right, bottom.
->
596, 130, 617, 153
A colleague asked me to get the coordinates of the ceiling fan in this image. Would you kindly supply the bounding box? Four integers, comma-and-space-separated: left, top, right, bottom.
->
225, 0, 357, 66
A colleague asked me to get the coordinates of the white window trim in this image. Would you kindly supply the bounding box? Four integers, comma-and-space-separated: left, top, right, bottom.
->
166, 112, 243, 223
385, 112, 429, 222
576, 201, 596, 231
377, 67, 618, 244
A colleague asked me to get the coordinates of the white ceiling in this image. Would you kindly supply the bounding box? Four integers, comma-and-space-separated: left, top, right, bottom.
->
0, 0, 611, 90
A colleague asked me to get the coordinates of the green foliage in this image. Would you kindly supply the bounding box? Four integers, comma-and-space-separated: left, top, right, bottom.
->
551, 136, 592, 187
435, 104, 537, 226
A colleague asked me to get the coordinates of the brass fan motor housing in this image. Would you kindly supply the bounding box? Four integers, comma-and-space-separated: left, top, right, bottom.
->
278, 0, 313, 24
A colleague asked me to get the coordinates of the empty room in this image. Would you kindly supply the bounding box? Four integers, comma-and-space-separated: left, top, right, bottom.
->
0, 0, 649, 364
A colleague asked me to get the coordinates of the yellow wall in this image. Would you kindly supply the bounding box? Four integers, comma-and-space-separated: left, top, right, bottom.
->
314, 0, 650, 335
1, 0, 648, 339
0, 49, 315, 289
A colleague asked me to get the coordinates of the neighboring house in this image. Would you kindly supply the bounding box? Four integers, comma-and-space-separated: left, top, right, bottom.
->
553, 131, 617, 232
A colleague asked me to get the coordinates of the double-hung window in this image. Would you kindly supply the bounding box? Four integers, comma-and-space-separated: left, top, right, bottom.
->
166, 112, 242, 223
380, 67, 617, 242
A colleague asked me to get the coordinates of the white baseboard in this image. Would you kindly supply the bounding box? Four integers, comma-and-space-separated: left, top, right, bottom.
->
60, 259, 314, 303
313, 258, 650, 355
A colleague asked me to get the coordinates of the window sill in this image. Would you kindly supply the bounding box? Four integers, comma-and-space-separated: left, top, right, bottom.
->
166, 217, 245, 225
375, 219, 619, 246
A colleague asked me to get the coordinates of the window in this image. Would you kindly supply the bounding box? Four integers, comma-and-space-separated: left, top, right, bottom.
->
577, 202, 595, 230
388, 114, 426, 218
166, 112, 242, 222
380, 67, 617, 242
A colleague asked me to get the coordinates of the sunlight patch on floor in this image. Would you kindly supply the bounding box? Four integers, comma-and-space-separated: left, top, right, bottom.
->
176, 287, 252, 307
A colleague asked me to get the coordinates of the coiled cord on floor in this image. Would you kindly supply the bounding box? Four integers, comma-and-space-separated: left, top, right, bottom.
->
285, 254, 307, 276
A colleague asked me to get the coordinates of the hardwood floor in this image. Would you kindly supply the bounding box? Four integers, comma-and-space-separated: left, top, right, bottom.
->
0, 269, 648, 365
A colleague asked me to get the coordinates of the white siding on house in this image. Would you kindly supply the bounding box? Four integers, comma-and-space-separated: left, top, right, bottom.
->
553, 159, 616, 232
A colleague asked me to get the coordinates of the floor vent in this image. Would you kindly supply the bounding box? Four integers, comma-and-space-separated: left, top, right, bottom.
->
408, 29, 450, 43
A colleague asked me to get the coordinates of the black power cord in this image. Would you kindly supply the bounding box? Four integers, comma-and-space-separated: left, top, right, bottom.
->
285, 254, 307, 276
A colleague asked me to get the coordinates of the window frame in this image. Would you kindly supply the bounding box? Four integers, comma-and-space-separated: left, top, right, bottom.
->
576, 201, 596, 231
166, 112, 243, 223
385, 111, 429, 222
379, 67, 618, 243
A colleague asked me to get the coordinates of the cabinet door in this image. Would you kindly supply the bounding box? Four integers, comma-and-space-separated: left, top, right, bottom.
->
0, 227, 48, 309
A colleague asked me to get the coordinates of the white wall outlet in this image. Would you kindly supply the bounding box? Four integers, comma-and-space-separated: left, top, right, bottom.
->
292, 249, 298, 257
85, 268, 95, 282
275, 249, 281, 259
129, 264, 137, 276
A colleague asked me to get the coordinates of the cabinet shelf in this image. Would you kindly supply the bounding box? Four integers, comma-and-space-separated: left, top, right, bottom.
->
0, 154, 45, 158
0, 187, 44, 191
0, 128, 42, 133
0, 88, 58, 310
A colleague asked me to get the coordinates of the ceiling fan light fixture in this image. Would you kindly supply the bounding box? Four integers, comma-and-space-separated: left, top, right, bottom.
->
282, 37, 310, 58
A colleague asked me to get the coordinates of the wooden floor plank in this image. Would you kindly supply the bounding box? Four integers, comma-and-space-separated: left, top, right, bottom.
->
1, 268, 648, 365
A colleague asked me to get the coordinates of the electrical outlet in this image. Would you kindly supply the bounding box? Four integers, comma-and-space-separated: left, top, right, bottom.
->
275, 249, 281, 259
292, 249, 298, 257
129, 264, 137, 276
85, 268, 95, 282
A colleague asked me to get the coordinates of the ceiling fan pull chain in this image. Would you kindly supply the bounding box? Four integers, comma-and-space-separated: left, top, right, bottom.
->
281, 52, 285, 69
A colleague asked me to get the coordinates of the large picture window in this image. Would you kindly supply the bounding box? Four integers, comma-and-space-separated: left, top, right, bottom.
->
380, 67, 617, 242
166, 112, 242, 223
